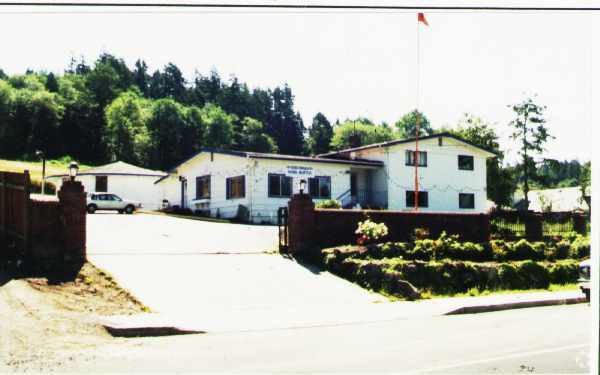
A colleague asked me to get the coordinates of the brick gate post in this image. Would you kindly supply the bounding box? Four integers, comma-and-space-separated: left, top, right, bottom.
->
58, 179, 87, 269
525, 211, 543, 241
287, 193, 315, 255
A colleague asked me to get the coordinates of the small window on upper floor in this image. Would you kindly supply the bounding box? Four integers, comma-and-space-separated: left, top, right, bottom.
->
458, 155, 474, 171
405, 150, 427, 167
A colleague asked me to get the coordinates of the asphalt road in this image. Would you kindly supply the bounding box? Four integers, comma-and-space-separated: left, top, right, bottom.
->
68, 304, 592, 373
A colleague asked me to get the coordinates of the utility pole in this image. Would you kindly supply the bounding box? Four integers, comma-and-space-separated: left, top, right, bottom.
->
36, 150, 46, 195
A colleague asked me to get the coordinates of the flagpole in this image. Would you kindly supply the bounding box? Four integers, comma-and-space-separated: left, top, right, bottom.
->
414, 14, 420, 211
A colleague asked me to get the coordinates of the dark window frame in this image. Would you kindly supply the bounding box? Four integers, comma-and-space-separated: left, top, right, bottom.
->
459, 193, 475, 209
268, 173, 292, 198
405, 190, 429, 208
95, 175, 108, 192
195, 175, 211, 200
308, 176, 331, 199
226, 175, 245, 200
458, 155, 474, 171
405, 150, 428, 167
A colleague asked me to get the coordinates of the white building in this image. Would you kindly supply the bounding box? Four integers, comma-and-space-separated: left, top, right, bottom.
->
47, 161, 167, 210
156, 132, 497, 223
514, 186, 590, 212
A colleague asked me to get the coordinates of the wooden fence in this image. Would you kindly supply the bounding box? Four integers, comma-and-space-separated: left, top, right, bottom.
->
1, 170, 86, 272
0, 171, 31, 258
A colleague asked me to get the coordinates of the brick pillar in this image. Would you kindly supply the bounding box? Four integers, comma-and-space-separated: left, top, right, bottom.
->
479, 214, 491, 242
58, 179, 86, 266
525, 212, 543, 241
288, 193, 316, 255
572, 214, 587, 235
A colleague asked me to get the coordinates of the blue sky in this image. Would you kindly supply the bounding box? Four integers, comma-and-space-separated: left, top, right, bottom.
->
0, 4, 596, 164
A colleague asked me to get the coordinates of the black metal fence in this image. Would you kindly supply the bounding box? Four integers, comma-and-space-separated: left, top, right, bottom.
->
490, 209, 589, 240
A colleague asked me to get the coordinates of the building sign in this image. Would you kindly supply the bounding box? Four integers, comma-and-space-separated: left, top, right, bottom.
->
286, 165, 314, 178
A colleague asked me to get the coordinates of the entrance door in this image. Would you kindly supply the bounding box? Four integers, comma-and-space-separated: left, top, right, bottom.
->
350, 174, 357, 197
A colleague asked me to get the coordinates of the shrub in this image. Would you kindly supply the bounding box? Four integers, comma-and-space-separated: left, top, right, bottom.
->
506, 239, 545, 261
570, 235, 590, 259
517, 261, 550, 289
553, 240, 571, 260
373, 242, 409, 259
356, 219, 388, 245
315, 199, 342, 209
548, 260, 579, 284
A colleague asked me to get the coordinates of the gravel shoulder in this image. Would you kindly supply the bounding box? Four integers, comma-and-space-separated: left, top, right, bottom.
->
0, 262, 147, 373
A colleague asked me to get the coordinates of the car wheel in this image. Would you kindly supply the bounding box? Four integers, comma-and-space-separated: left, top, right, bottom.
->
87, 204, 97, 214
584, 289, 590, 302
125, 205, 135, 214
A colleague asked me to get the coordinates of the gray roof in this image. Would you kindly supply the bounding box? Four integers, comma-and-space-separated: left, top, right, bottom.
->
48, 161, 167, 178
167, 148, 384, 173
317, 132, 499, 158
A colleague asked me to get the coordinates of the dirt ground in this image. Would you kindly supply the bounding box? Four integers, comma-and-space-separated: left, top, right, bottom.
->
0, 262, 147, 373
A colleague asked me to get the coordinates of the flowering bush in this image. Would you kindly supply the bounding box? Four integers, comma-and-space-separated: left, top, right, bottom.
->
355, 219, 388, 245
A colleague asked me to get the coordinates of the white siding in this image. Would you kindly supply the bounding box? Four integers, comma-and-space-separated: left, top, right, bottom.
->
353, 137, 488, 213
49, 174, 164, 210
249, 158, 351, 223
157, 153, 354, 224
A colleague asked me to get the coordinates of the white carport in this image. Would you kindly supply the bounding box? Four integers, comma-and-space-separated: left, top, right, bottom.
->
47, 161, 167, 210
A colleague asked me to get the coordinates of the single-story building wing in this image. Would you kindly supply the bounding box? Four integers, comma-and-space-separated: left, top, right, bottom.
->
47, 161, 167, 210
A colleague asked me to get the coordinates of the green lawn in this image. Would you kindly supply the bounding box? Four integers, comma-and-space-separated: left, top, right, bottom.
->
0, 158, 92, 192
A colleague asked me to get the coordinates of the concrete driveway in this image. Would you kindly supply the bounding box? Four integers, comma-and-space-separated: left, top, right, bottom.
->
87, 213, 384, 321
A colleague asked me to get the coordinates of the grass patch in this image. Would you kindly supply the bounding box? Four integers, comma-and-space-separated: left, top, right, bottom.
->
0, 158, 93, 194
421, 283, 579, 299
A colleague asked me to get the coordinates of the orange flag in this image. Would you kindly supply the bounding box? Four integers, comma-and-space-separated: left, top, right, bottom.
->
418, 12, 429, 26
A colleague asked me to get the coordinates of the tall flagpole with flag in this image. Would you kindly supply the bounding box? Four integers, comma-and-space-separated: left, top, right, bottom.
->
414, 12, 429, 211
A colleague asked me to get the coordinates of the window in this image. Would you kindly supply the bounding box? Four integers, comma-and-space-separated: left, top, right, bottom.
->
95, 176, 107, 192
196, 175, 211, 199
459, 193, 475, 209
458, 155, 474, 171
405, 150, 427, 167
268, 174, 292, 198
405, 191, 429, 208
226, 176, 245, 199
308, 176, 331, 199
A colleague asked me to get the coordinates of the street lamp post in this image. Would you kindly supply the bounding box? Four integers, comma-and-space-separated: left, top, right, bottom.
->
35, 150, 46, 195
68, 162, 79, 182
299, 179, 307, 195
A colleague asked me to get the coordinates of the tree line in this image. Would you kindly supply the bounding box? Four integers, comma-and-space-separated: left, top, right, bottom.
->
0, 54, 589, 209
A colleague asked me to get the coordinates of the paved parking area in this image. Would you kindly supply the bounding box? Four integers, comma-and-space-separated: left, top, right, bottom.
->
87, 212, 384, 316
87, 212, 278, 255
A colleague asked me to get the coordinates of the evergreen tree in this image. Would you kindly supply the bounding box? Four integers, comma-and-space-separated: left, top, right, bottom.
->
308, 112, 333, 155
45, 72, 59, 93
132, 59, 150, 97
509, 96, 553, 210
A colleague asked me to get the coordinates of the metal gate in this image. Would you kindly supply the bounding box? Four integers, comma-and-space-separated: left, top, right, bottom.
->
277, 206, 288, 253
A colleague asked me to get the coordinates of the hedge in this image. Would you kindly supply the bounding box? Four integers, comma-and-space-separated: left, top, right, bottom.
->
322, 255, 580, 299
326, 232, 590, 263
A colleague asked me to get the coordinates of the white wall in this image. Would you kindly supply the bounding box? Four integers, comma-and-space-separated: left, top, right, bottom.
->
249, 158, 352, 223
157, 152, 355, 224
352, 137, 489, 213
49, 174, 165, 210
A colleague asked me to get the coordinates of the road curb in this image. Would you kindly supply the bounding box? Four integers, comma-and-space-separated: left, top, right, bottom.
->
444, 296, 587, 315
101, 315, 206, 337
104, 324, 205, 337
